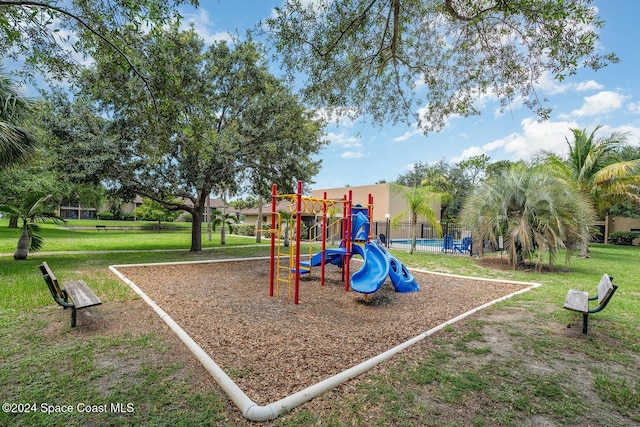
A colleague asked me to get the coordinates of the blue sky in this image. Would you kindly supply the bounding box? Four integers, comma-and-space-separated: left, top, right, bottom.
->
20, 1, 640, 192
180, 0, 640, 191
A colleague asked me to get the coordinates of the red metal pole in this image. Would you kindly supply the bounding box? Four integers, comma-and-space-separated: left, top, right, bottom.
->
341, 194, 347, 282
344, 190, 352, 291
368, 193, 373, 242
294, 180, 303, 304
269, 184, 277, 297
320, 191, 328, 286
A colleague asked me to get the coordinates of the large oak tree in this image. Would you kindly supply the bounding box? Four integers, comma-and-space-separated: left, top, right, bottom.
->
78, 27, 326, 252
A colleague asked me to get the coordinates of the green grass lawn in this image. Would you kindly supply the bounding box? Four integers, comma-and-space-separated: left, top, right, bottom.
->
0, 222, 638, 426
0, 219, 256, 253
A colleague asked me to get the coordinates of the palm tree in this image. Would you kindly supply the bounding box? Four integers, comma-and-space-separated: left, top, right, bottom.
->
421, 169, 454, 220
0, 193, 65, 260
544, 125, 640, 255
0, 69, 37, 169
390, 185, 442, 254
460, 165, 594, 270
211, 209, 239, 245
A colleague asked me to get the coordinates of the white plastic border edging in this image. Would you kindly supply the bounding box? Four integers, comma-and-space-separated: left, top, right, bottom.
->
109, 258, 541, 422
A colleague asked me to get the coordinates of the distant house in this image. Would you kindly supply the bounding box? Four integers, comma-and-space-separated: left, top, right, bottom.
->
594, 215, 640, 245
57, 199, 100, 220
57, 195, 236, 223
242, 199, 317, 234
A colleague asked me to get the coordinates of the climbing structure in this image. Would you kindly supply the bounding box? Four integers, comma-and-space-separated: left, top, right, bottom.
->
269, 180, 419, 305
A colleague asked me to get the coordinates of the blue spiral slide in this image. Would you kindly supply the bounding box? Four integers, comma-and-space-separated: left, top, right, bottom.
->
349, 213, 419, 295
299, 212, 419, 295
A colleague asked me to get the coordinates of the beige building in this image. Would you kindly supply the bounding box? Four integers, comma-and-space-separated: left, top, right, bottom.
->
311, 183, 441, 223
596, 215, 640, 244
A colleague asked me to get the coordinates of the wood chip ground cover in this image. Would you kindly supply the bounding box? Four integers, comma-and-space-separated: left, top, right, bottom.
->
116, 259, 527, 405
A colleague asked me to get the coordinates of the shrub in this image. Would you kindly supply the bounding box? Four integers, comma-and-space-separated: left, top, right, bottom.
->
97, 211, 114, 220
234, 224, 256, 236
608, 231, 640, 246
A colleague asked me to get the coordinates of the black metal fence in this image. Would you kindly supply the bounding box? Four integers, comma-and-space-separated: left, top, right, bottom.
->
308, 218, 497, 255
370, 220, 496, 255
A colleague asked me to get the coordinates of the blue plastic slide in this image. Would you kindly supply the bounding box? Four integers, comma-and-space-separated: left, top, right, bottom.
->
350, 242, 390, 294
298, 248, 346, 272
379, 244, 419, 292
296, 210, 419, 294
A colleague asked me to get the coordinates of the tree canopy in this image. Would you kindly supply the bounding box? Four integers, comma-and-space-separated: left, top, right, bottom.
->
262, 0, 618, 132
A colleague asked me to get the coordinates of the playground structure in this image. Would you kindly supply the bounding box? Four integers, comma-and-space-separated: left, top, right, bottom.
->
269, 181, 419, 304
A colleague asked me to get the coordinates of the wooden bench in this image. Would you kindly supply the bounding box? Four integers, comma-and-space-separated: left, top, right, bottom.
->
39, 262, 102, 327
96, 225, 132, 233
563, 273, 617, 334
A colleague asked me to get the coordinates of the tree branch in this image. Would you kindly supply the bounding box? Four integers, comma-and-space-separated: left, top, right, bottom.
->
314, 0, 379, 57
0, 0, 159, 116
444, 0, 511, 22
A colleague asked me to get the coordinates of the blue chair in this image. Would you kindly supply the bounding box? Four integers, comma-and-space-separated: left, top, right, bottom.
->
441, 235, 454, 253
453, 236, 472, 254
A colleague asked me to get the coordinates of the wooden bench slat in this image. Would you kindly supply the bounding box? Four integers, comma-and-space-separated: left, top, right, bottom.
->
596, 273, 614, 305
64, 280, 102, 308
564, 289, 588, 312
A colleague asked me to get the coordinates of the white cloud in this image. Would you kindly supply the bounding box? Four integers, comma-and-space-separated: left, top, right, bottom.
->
451, 146, 485, 163
475, 118, 579, 160
536, 72, 603, 95
627, 102, 640, 115
505, 118, 577, 157
568, 91, 627, 117
594, 124, 640, 146
469, 119, 640, 164
328, 132, 361, 148
575, 80, 604, 92
341, 151, 364, 159
403, 162, 418, 172
315, 107, 359, 126
181, 9, 233, 44
536, 71, 571, 95
393, 128, 421, 143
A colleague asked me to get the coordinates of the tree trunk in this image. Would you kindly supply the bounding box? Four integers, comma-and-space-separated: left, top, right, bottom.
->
284, 224, 290, 247
221, 192, 227, 245
190, 209, 203, 253
579, 228, 590, 258
14, 227, 30, 260
256, 195, 263, 243
410, 218, 416, 254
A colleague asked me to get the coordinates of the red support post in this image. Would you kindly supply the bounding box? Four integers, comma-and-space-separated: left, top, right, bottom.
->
344, 190, 352, 292
269, 184, 277, 297
341, 195, 347, 282
368, 193, 374, 242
